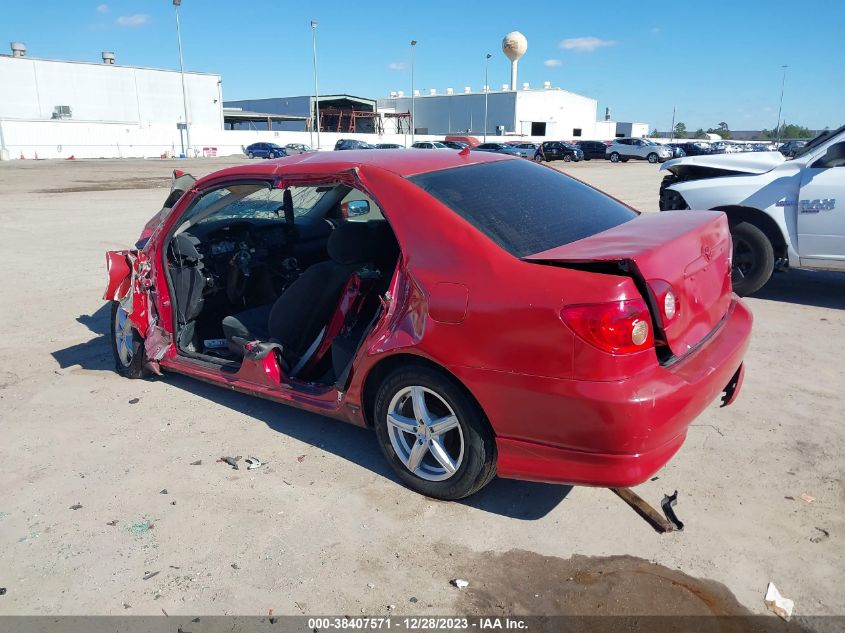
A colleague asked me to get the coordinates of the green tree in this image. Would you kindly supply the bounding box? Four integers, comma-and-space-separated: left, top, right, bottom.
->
651, 128, 660, 137
693, 128, 706, 139
706, 122, 732, 139
762, 122, 813, 140
673, 122, 687, 138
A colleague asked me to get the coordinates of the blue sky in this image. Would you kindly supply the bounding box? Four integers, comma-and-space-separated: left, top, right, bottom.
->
3, 0, 844, 131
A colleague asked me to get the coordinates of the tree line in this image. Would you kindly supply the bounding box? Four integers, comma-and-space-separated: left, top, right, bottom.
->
662, 121, 815, 140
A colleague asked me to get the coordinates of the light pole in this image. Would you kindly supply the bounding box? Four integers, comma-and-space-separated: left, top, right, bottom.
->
173, 0, 191, 156
311, 20, 321, 151
483, 53, 492, 142
410, 40, 417, 143
774, 65, 788, 144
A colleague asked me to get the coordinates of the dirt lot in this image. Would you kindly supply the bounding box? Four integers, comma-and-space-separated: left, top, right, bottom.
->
0, 156, 843, 619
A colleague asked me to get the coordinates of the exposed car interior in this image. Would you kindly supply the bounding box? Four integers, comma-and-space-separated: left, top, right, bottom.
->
165, 181, 399, 386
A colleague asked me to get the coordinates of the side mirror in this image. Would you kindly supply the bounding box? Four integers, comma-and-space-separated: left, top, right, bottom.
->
813, 142, 845, 168
342, 200, 370, 218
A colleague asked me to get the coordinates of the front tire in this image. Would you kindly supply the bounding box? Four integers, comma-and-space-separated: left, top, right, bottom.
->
110, 301, 148, 379
609, 152, 621, 163
731, 222, 774, 296
247, 151, 255, 159
373, 365, 496, 500
647, 152, 659, 164
563, 154, 572, 162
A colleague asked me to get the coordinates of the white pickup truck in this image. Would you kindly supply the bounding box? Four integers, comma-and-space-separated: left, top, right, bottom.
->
659, 125, 845, 295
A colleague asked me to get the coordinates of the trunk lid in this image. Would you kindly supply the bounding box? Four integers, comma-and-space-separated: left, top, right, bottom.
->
525, 211, 732, 358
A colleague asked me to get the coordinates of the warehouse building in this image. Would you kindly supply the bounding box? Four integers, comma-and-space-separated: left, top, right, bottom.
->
223, 95, 380, 133
378, 84, 600, 139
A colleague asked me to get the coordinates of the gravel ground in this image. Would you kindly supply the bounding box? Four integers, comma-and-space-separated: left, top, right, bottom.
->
0, 155, 842, 619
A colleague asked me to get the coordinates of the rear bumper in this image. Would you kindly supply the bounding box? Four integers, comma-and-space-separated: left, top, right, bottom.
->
454, 297, 752, 486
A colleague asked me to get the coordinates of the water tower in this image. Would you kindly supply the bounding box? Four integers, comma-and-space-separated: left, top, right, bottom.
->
501, 31, 528, 91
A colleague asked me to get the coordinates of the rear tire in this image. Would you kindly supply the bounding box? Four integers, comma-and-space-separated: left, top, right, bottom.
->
110, 301, 148, 379
609, 152, 621, 163
730, 222, 774, 296
373, 364, 496, 500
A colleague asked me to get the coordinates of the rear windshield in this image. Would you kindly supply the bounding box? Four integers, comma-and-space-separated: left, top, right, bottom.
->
408, 159, 636, 257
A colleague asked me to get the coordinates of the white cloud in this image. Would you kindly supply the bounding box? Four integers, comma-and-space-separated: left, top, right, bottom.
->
387, 62, 406, 71
543, 59, 563, 68
559, 36, 617, 52
96, 3, 109, 13
116, 14, 149, 27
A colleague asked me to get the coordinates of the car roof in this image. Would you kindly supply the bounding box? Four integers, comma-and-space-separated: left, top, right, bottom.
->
194, 148, 514, 186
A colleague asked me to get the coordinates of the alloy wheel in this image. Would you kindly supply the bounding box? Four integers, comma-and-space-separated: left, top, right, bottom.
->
114, 306, 135, 368
386, 386, 464, 481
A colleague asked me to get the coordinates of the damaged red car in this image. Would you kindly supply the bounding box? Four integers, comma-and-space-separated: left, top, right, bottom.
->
105, 150, 752, 500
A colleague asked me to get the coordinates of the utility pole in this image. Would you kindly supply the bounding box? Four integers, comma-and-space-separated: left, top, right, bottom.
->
173, 0, 191, 156
775, 65, 788, 144
311, 20, 321, 151
483, 53, 492, 142
410, 40, 417, 143
670, 106, 676, 142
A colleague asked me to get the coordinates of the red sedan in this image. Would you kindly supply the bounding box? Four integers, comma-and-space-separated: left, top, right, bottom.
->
105, 150, 751, 500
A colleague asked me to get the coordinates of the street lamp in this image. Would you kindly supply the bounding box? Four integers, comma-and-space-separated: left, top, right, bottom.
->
483, 53, 492, 142
774, 65, 788, 145
173, 0, 191, 156
410, 40, 417, 143
311, 20, 321, 151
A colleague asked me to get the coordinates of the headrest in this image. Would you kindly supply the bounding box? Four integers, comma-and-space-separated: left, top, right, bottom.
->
327, 222, 375, 265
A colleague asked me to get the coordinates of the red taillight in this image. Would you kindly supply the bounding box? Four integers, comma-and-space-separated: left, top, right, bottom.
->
561, 299, 654, 354
647, 279, 679, 327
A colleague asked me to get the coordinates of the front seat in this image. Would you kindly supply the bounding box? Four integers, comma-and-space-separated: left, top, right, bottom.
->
222, 222, 377, 372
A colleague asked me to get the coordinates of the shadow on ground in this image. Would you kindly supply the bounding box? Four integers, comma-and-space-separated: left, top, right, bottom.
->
51, 302, 114, 371
755, 269, 845, 309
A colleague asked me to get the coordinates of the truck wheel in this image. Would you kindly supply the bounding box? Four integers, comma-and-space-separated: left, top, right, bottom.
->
731, 222, 774, 296
609, 152, 621, 163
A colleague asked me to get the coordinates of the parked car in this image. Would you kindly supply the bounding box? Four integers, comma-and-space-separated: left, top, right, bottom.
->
334, 139, 373, 151
374, 143, 405, 149
660, 124, 845, 295
473, 142, 526, 157
675, 142, 711, 157
576, 140, 610, 160
105, 151, 751, 499
607, 138, 673, 163
535, 141, 584, 162
439, 140, 468, 150
665, 144, 687, 158
779, 140, 808, 158
411, 141, 449, 149
444, 135, 480, 148
245, 143, 288, 159
284, 143, 312, 155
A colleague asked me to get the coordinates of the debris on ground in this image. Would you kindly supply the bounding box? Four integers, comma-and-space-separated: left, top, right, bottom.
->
245, 456, 263, 470
128, 398, 140, 404
189, 460, 202, 466
159, 489, 168, 495
296, 455, 306, 463
810, 527, 830, 543
268, 609, 277, 624
450, 579, 469, 589
127, 520, 154, 535
69, 503, 82, 510
367, 583, 375, 589
122, 602, 131, 609
217, 456, 242, 470
0, 588, 6, 596
170, 501, 176, 506
764, 582, 794, 620
387, 604, 396, 611
231, 563, 240, 570
142, 571, 160, 581
106, 520, 118, 526
799, 493, 816, 503
409, 597, 418, 603
661, 490, 685, 531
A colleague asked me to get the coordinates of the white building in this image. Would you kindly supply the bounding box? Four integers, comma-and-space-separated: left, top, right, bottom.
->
0, 45, 224, 158
378, 84, 601, 140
